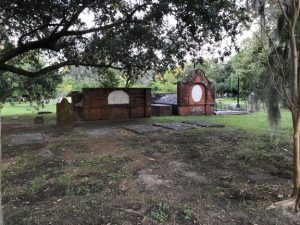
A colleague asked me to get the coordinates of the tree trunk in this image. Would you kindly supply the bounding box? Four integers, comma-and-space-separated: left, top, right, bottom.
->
289, 3, 300, 210
270, 111, 300, 211
0, 107, 3, 224
292, 111, 300, 210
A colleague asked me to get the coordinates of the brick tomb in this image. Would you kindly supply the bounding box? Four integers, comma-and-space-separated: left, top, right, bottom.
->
153, 69, 215, 116
177, 69, 215, 115
71, 88, 151, 120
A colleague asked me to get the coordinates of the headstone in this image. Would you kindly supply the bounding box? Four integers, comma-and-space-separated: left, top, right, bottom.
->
56, 98, 75, 128
248, 93, 255, 113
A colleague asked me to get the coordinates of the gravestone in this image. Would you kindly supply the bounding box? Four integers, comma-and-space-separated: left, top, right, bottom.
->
56, 98, 75, 128
248, 93, 255, 113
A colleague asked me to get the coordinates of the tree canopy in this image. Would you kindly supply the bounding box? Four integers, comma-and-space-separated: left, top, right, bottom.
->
0, 0, 247, 78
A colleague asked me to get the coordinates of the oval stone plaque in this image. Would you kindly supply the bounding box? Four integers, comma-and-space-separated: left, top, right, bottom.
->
108, 90, 129, 104
191, 85, 202, 102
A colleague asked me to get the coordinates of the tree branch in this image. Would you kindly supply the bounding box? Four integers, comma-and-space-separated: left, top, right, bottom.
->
0, 61, 126, 77
0, 62, 71, 77
278, 0, 292, 26
18, 23, 51, 46
60, 2, 89, 33
0, 7, 146, 65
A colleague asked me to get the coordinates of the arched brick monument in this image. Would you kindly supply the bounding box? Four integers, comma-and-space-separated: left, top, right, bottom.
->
177, 69, 215, 115
70, 88, 152, 121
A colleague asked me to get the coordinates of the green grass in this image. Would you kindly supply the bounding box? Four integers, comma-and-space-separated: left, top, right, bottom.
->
215, 97, 247, 110
1, 101, 56, 116
152, 111, 293, 136
0, 100, 293, 137
216, 97, 246, 104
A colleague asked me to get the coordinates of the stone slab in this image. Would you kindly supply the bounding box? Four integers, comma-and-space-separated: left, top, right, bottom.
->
153, 122, 195, 131
7, 133, 44, 146
215, 110, 248, 115
123, 125, 162, 134
84, 128, 119, 137
183, 120, 225, 128
37, 111, 52, 114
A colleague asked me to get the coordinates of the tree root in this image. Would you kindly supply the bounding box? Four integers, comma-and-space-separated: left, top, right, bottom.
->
268, 197, 300, 212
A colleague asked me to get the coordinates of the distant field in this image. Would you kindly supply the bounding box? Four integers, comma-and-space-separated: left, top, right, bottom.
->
216, 97, 246, 104
1, 101, 56, 116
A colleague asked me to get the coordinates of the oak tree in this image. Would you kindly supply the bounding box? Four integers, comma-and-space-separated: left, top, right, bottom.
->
250, 0, 300, 211
0, 0, 247, 77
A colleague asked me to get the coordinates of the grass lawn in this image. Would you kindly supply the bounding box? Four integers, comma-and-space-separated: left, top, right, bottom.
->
0, 101, 294, 138
1, 101, 56, 116
152, 111, 293, 137
216, 97, 246, 104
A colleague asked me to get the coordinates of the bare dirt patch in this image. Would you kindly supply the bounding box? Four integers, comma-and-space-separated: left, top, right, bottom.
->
1, 118, 298, 225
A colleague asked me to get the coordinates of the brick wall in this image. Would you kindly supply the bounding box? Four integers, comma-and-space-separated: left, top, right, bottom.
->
151, 104, 173, 116
71, 88, 151, 121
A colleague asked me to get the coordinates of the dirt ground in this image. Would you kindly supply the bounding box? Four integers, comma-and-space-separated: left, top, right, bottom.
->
1, 116, 300, 225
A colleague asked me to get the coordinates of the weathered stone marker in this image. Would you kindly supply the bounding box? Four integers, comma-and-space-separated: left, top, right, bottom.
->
56, 98, 75, 128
